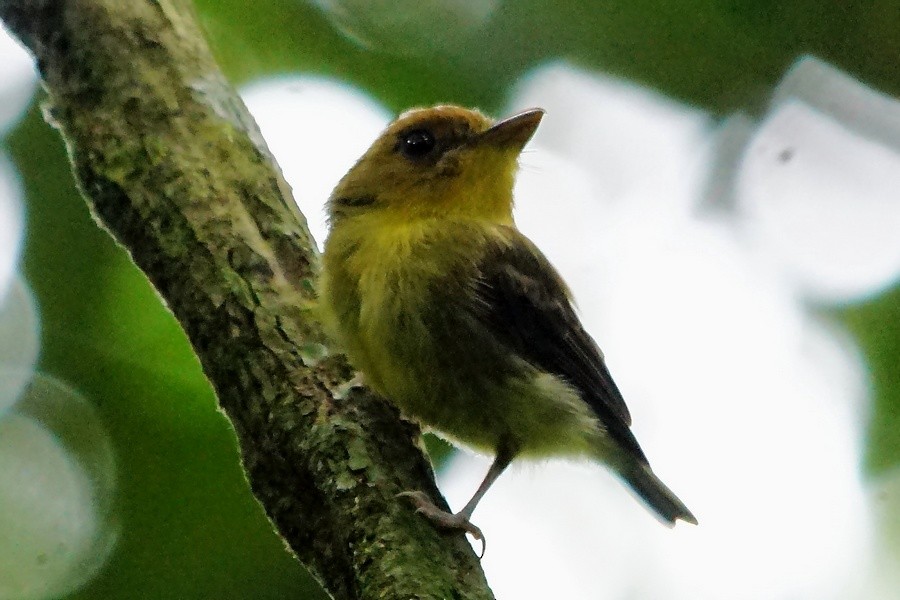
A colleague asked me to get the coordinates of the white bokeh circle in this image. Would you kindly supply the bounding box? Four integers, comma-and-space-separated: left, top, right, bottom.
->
241, 76, 390, 246
0, 153, 24, 301
512, 62, 712, 222
737, 99, 900, 302
0, 25, 38, 136
0, 276, 40, 416
0, 374, 118, 600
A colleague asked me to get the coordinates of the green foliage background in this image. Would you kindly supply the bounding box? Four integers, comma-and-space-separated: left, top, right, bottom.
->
3, 1, 898, 597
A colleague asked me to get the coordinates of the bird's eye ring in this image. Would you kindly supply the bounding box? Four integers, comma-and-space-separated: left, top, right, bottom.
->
399, 129, 436, 159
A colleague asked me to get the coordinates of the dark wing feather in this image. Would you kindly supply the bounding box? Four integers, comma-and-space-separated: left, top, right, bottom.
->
472, 231, 648, 464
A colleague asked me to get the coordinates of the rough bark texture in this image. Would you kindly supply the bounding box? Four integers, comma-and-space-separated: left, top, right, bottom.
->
0, 0, 494, 598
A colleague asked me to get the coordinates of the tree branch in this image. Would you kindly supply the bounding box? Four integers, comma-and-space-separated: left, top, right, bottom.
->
0, 0, 493, 597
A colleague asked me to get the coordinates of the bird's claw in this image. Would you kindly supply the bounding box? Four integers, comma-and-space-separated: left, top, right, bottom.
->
397, 490, 486, 557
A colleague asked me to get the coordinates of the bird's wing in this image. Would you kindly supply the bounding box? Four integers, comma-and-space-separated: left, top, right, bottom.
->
471, 229, 647, 463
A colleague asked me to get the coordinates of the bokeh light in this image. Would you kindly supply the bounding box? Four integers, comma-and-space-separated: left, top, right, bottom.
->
736, 57, 900, 302
0, 154, 24, 301
0, 24, 38, 137
242, 76, 390, 244
0, 277, 40, 415
0, 374, 118, 600
512, 63, 713, 219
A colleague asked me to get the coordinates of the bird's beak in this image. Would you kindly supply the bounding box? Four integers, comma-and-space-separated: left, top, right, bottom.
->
477, 108, 544, 151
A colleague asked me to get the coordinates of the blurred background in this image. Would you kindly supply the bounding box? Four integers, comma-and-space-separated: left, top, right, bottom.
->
1, 1, 899, 598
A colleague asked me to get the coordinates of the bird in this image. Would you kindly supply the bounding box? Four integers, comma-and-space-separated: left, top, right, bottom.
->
317, 104, 696, 542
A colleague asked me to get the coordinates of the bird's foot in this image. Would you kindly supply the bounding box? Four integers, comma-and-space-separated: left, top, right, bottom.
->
398, 490, 485, 556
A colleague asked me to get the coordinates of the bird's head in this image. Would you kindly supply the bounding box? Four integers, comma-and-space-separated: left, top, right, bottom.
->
327, 105, 544, 224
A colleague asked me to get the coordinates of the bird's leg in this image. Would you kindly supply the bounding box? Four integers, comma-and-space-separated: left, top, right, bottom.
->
457, 445, 515, 521
399, 441, 516, 550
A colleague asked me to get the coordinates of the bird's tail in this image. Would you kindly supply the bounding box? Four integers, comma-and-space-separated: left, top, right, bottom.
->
619, 463, 697, 526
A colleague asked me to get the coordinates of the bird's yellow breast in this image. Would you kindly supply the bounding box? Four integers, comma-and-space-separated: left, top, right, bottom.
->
319, 213, 600, 455
319, 214, 459, 396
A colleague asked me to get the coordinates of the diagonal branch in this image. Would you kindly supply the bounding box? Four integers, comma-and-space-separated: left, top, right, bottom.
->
0, 0, 493, 598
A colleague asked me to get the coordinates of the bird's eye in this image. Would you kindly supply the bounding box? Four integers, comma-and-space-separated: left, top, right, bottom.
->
399, 129, 436, 159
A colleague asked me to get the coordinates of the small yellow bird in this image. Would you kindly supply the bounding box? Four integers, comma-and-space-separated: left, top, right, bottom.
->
318, 105, 696, 540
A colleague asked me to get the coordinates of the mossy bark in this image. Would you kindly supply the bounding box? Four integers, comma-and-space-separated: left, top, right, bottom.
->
0, 0, 493, 598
